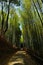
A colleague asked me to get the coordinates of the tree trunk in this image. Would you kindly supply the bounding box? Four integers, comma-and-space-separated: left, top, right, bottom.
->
1, 2, 4, 34
4, 1, 10, 34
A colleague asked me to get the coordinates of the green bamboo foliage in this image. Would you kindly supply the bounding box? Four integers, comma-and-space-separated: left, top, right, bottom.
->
0, 0, 43, 57
19, 0, 43, 57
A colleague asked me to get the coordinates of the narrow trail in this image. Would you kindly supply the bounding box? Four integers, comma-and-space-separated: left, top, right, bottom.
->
7, 50, 40, 65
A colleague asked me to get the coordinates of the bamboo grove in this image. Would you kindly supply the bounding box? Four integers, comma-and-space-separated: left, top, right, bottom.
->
0, 0, 43, 58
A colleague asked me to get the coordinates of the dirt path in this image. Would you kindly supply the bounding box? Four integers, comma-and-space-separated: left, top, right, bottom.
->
7, 51, 40, 65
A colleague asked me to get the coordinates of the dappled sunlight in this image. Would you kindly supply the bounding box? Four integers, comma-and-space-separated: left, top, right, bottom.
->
8, 52, 25, 65
16, 51, 26, 55
7, 50, 39, 65
8, 60, 24, 65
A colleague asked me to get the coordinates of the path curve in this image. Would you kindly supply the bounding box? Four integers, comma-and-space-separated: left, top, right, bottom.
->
7, 51, 40, 65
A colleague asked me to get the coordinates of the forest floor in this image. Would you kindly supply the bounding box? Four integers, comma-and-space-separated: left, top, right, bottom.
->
0, 50, 40, 65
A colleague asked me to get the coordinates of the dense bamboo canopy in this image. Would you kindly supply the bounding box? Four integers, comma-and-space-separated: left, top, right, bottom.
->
0, 0, 43, 58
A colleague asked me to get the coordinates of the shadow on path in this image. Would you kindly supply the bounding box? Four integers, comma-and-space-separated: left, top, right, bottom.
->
8, 51, 40, 65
